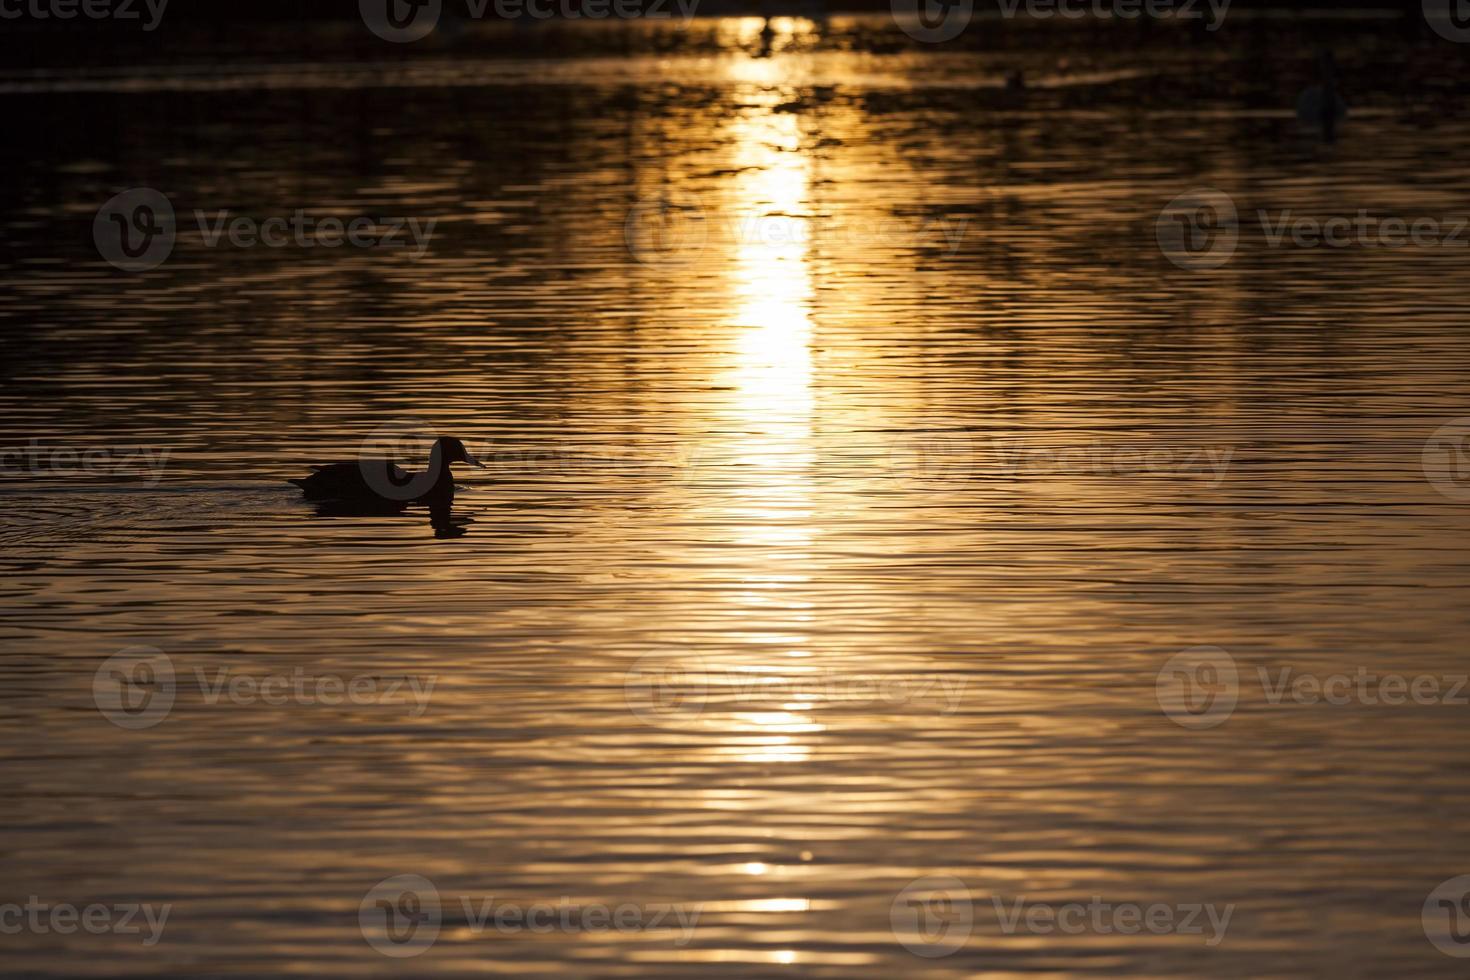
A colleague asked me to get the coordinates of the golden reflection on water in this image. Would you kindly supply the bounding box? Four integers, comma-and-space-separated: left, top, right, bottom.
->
712, 67, 824, 766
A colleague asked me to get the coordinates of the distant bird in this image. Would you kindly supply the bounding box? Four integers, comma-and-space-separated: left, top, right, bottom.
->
757, 17, 776, 58
289, 436, 483, 507
1297, 48, 1347, 143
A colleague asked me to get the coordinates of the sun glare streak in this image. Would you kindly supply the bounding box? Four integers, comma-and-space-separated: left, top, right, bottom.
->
723, 102, 815, 551
705, 76, 823, 762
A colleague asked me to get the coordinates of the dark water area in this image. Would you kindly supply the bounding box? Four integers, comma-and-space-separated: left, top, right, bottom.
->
2, 10, 1469, 977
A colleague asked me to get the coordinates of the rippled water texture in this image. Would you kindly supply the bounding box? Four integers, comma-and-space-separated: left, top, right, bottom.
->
2, 12, 1469, 977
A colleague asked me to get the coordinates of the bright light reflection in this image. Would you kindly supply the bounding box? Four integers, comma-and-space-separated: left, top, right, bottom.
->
721, 96, 815, 555
709, 70, 819, 766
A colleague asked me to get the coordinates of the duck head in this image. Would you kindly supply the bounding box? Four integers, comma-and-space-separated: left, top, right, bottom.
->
433, 436, 484, 469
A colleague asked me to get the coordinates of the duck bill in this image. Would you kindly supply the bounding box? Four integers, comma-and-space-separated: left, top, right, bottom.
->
462, 449, 486, 468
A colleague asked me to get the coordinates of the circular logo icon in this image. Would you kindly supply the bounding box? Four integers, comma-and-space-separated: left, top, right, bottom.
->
891, 0, 973, 43
1424, 875, 1470, 957
886, 430, 974, 486
358, 419, 445, 502
1156, 646, 1238, 729
890, 875, 973, 958
360, 874, 441, 957
94, 188, 175, 272
624, 193, 708, 266
93, 646, 175, 730
623, 655, 709, 727
1423, 419, 1470, 502
1156, 188, 1239, 271
1424, 0, 1470, 43
361, 0, 441, 42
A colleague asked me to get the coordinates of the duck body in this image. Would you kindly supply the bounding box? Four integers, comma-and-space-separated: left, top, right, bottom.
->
1296, 49, 1347, 143
289, 437, 482, 506
290, 459, 418, 504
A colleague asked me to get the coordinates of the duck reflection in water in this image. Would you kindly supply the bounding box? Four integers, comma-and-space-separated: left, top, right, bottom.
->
289, 435, 482, 538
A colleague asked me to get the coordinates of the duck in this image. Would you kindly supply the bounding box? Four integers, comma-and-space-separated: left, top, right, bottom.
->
289, 436, 483, 507
1296, 48, 1347, 143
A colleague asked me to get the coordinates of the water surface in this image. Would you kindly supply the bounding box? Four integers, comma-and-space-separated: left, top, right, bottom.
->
2, 14, 1469, 977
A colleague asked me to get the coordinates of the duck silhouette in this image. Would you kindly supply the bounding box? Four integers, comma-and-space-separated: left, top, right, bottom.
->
289, 436, 483, 507
1297, 48, 1347, 143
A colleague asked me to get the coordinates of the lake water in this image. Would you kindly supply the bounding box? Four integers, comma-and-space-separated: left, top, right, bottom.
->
2, 12, 1469, 977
